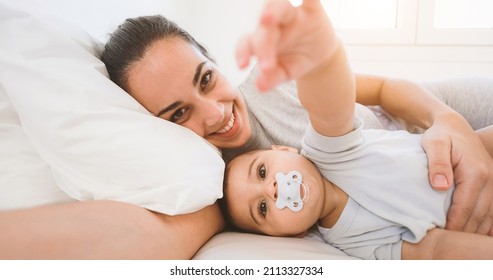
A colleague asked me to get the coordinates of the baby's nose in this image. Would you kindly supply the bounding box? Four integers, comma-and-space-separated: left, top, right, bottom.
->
267, 180, 278, 200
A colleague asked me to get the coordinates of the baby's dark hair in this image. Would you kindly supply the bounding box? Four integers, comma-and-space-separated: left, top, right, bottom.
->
101, 15, 213, 91
219, 162, 243, 232
220, 150, 268, 233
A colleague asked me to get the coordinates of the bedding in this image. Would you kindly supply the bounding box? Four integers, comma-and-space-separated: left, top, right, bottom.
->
0, 78, 75, 210
194, 231, 357, 260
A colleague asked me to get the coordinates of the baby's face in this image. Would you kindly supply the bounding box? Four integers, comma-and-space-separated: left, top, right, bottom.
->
225, 148, 326, 237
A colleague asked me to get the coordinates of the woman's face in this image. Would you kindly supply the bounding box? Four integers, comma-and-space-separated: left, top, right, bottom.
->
126, 37, 251, 149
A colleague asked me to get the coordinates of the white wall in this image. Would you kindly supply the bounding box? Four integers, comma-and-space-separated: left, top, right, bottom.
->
163, 0, 265, 85
37, 0, 173, 41
34, 0, 493, 84
345, 45, 493, 82
36, 0, 264, 85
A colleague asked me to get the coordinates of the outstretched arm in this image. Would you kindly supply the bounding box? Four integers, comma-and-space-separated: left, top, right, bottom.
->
402, 228, 493, 259
0, 200, 224, 259
356, 74, 493, 236
236, 0, 355, 136
297, 42, 354, 137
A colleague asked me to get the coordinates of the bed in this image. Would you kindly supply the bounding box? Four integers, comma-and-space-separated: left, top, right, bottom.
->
0, 0, 361, 259
2, 1, 492, 260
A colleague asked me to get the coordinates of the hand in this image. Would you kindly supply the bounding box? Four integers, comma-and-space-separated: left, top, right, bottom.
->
236, 0, 337, 91
421, 113, 493, 235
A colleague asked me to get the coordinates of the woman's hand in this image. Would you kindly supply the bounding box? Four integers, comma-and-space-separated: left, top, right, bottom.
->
355, 75, 493, 235
236, 0, 337, 92
421, 113, 493, 235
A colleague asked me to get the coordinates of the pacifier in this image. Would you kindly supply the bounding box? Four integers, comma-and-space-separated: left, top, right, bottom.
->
275, 170, 308, 212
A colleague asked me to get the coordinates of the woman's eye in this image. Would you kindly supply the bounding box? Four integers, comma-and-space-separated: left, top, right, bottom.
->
200, 70, 213, 91
170, 108, 188, 123
258, 199, 267, 217
257, 163, 266, 180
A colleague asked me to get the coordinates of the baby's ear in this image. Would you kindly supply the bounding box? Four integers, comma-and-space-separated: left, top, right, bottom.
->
271, 145, 298, 153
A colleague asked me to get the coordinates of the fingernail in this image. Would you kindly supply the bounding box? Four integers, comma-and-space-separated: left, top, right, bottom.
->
433, 174, 448, 188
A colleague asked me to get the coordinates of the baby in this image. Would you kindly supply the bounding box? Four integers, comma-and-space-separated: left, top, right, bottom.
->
222, 0, 493, 259
222, 124, 493, 259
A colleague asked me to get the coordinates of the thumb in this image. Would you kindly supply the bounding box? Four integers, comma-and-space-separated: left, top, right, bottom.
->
431, 172, 453, 191
421, 134, 454, 190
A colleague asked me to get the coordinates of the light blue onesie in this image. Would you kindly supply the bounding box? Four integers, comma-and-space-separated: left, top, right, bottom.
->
301, 120, 454, 260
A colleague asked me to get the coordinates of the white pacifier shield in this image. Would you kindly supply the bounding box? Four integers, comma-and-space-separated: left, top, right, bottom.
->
275, 170, 305, 212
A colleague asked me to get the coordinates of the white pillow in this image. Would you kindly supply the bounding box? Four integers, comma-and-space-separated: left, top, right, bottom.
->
0, 80, 76, 211
0, 0, 225, 215
193, 231, 357, 260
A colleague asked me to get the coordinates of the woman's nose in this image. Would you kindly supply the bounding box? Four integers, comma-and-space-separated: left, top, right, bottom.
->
203, 100, 225, 127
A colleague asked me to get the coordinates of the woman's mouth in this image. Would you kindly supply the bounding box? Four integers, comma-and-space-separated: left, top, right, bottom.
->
217, 114, 235, 134
216, 113, 237, 135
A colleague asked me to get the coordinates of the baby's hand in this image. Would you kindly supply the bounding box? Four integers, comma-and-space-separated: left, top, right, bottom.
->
236, 0, 338, 92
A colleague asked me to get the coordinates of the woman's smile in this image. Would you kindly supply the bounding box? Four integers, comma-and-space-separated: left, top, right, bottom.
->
213, 110, 240, 138
216, 113, 236, 135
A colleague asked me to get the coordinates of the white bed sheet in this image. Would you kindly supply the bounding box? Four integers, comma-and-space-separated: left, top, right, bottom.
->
194, 231, 356, 260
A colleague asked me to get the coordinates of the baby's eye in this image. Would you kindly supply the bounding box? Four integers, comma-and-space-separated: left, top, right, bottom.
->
258, 199, 267, 217
170, 107, 189, 123
200, 70, 213, 91
257, 163, 266, 180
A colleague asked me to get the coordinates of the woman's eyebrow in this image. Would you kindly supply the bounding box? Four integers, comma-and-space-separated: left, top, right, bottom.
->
192, 61, 207, 87
156, 101, 182, 118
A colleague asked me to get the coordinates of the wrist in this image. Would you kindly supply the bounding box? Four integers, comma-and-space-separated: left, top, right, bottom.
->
298, 40, 344, 87
431, 111, 468, 130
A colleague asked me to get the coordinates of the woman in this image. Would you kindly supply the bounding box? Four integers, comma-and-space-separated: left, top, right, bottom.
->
1, 0, 491, 259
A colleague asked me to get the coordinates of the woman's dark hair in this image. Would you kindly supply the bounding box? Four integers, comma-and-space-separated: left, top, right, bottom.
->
101, 15, 213, 91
